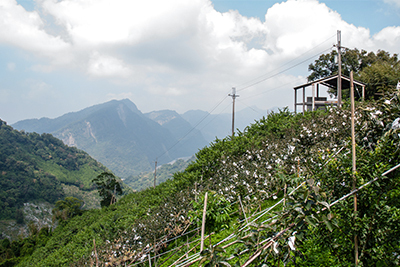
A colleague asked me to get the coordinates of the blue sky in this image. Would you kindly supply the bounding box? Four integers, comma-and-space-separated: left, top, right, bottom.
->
1, 0, 399, 124
212, 0, 400, 35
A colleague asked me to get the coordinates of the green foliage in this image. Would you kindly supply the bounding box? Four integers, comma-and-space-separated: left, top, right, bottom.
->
52, 197, 84, 222
190, 191, 233, 235
308, 48, 400, 99
0, 224, 52, 266
8, 86, 400, 266
0, 120, 108, 221
199, 246, 231, 267
92, 172, 123, 207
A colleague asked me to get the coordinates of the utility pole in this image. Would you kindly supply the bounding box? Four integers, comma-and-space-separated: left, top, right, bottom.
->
229, 87, 239, 137
337, 30, 342, 108
154, 160, 157, 188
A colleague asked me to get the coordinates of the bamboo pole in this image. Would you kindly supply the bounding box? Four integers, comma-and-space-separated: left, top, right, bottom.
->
200, 192, 208, 251
171, 233, 213, 267
241, 224, 295, 267
238, 195, 249, 224
93, 238, 99, 267
350, 71, 358, 266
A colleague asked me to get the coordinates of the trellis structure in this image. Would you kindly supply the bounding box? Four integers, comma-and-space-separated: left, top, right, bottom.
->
294, 74, 366, 114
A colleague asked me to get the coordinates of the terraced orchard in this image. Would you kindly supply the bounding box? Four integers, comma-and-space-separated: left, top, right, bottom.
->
3, 89, 400, 266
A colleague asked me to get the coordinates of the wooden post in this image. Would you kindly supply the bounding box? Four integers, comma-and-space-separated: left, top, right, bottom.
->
186, 235, 189, 259
200, 192, 208, 251
302, 86, 305, 114
362, 85, 365, 100
350, 71, 358, 266
337, 30, 342, 108
148, 253, 152, 267
154, 236, 157, 267
312, 83, 315, 111
238, 195, 248, 224
294, 89, 297, 114
93, 239, 99, 267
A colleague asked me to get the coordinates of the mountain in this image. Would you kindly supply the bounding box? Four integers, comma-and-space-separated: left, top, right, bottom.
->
182, 106, 270, 143
145, 109, 208, 152
12, 99, 203, 178
0, 119, 112, 239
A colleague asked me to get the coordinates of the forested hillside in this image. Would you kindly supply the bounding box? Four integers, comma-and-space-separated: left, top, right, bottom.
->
2, 84, 399, 266
0, 120, 117, 240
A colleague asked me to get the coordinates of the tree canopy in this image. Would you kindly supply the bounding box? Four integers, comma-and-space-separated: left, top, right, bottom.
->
308, 48, 400, 99
92, 172, 123, 207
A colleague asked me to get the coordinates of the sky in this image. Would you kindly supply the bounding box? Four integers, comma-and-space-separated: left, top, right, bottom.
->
0, 0, 399, 124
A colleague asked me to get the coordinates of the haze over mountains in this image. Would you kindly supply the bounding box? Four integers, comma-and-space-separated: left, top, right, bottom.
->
12, 99, 271, 178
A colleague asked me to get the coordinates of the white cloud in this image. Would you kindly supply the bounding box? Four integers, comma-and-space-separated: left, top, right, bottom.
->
383, 0, 400, 8
7, 62, 16, 71
27, 81, 53, 99
0, 0, 70, 62
1, 0, 400, 121
87, 51, 133, 77
372, 26, 400, 51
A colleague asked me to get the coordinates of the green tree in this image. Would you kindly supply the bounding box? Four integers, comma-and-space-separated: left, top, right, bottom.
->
92, 172, 123, 207
308, 48, 399, 98
52, 196, 84, 221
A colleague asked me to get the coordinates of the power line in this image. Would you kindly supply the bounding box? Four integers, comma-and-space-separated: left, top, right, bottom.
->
239, 76, 305, 101
155, 95, 230, 161
237, 46, 334, 92
153, 35, 337, 163
234, 34, 336, 91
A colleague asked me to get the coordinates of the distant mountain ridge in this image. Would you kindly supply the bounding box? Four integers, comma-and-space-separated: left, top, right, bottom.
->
182, 106, 274, 143
13, 99, 208, 178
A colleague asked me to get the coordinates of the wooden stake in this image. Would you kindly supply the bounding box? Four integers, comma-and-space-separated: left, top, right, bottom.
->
154, 160, 157, 188
154, 236, 157, 267
148, 253, 152, 267
238, 195, 249, 224
350, 71, 358, 266
93, 238, 99, 267
200, 192, 208, 252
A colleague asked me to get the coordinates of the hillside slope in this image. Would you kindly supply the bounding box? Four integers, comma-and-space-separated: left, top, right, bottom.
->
3, 90, 400, 266
0, 120, 112, 239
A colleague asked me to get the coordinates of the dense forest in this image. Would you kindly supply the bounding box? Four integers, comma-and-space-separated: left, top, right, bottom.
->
1, 49, 399, 266
0, 119, 112, 223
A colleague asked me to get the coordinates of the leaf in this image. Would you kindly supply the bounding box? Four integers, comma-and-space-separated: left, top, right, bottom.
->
294, 207, 304, 215
319, 201, 330, 210
200, 249, 210, 256
305, 216, 317, 228
322, 215, 333, 232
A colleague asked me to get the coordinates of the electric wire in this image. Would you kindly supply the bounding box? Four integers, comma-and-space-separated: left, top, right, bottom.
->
155, 94, 229, 161
234, 34, 336, 91
152, 36, 337, 163
237, 45, 334, 93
